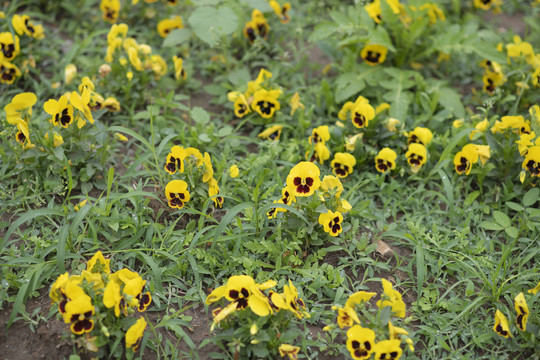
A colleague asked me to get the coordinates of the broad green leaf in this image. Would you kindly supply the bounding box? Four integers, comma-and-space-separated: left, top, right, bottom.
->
438, 87, 465, 118
493, 210, 511, 228
162, 28, 192, 47
479, 221, 504, 231
472, 42, 506, 64
309, 22, 340, 42
381, 68, 418, 120
335, 68, 379, 103
369, 26, 395, 52
523, 188, 539, 207
191, 106, 210, 125
188, 6, 238, 47
505, 201, 524, 212
505, 226, 518, 239
198, 133, 211, 143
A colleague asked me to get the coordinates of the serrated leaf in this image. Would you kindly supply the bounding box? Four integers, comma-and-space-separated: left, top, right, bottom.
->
188, 6, 238, 47
493, 210, 511, 228
217, 126, 232, 137
472, 42, 506, 64
162, 28, 192, 47
53, 146, 64, 161
438, 87, 465, 118
108, 222, 119, 232
335, 68, 378, 103
309, 22, 340, 42
464, 190, 480, 207
369, 26, 395, 52
191, 106, 210, 125
198, 133, 211, 143
227, 68, 251, 87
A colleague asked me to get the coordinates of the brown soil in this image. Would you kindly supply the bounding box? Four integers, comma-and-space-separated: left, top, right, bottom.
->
482, 11, 527, 36
0, 292, 74, 360
0, 290, 344, 360
0, 291, 217, 360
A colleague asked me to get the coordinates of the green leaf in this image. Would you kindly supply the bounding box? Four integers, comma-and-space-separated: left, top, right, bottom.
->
108, 221, 119, 232
465, 280, 475, 296
239, 0, 271, 10
162, 28, 192, 47
479, 221, 504, 231
309, 22, 340, 42
381, 68, 417, 120
217, 126, 233, 137
3, 208, 65, 249
523, 188, 539, 207
472, 42, 506, 64
57, 224, 70, 273
437, 87, 465, 118
505, 226, 518, 239
136, 251, 164, 293
493, 210, 511, 228
505, 201, 524, 212
53, 146, 64, 161
428, 128, 472, 178
369, 26, 395, 52
198, 133, 211, 143
227, 68, 251, 87
335, 68, 379, 103
526, 208, 540, 218
464, 191, 480, 207
416, 244, 425, 307
437, 169, 454, 219
188, 6, 239, 47
211, 202, 254, 247
108, 126, 152, 152
191, 106, 210, 125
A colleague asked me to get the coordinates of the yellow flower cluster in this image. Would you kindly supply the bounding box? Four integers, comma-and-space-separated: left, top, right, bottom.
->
0, 14, 44, 84
228, 68, 282, 119
243, 10, 270, 44
327, 279, 413, 360
307, 125, 331, 164
481, 35, 540, 93
49, 251, 150, 351
338, 95, 377, 129
374, 127, 432, 174
164, 145, 223, 208
206, 275, 309, 330
105, 23, 168, 79
455, 106, 540, 181
267, 161, 350, 237
480, 59, 505, 94
3, 76, 122, 151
